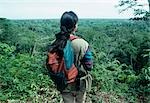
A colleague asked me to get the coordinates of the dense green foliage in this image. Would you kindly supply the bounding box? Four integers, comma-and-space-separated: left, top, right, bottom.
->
0, 18, 149, 103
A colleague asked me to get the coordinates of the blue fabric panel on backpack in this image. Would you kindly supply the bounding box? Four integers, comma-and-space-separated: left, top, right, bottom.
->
63, 40, 74, 70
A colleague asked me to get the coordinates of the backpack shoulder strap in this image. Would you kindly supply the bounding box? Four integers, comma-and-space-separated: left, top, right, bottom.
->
70, 35, 79, 41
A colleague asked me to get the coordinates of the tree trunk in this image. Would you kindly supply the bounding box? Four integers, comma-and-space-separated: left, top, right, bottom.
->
31, 42, 37, 57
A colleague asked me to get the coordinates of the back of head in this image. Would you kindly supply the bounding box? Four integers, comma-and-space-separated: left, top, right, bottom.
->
60, 11, 78, 34
49, 11, 78, 57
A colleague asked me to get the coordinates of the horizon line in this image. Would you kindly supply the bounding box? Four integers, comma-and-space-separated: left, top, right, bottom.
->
0, 17, 131, 20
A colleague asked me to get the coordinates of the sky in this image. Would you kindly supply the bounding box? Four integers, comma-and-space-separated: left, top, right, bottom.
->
0, 0, 149, 19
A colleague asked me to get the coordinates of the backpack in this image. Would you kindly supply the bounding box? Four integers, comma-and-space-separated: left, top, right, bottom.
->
46, 35, 78, 91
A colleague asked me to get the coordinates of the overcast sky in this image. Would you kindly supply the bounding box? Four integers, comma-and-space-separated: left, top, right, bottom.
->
0, 0, 149, 19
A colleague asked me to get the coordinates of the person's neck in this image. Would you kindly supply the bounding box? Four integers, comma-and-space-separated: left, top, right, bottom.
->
71, 32, 76, 35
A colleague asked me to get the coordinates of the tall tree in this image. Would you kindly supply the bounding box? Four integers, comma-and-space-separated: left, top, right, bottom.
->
117, 0, 150, 19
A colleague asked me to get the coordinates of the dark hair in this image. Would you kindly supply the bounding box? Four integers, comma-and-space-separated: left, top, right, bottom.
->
49, 11, 78, 57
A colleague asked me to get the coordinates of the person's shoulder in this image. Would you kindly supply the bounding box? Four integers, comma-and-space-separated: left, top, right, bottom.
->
71, 36, 89, 46
71, 35, 88, 44
71, 35, 89, 53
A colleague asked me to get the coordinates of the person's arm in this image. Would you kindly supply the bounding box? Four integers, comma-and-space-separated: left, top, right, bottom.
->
81, 46, 93, 71
71, 38, 93, 71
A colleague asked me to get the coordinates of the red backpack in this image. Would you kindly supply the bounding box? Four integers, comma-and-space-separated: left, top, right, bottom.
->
46, 35, 78, 91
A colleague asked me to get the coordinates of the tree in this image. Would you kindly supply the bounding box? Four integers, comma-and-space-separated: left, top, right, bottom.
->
0, 18, 19, 44
117, 0, 150, 19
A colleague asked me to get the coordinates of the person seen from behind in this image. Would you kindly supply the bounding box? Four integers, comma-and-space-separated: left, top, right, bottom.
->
46, 11, 93, 103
